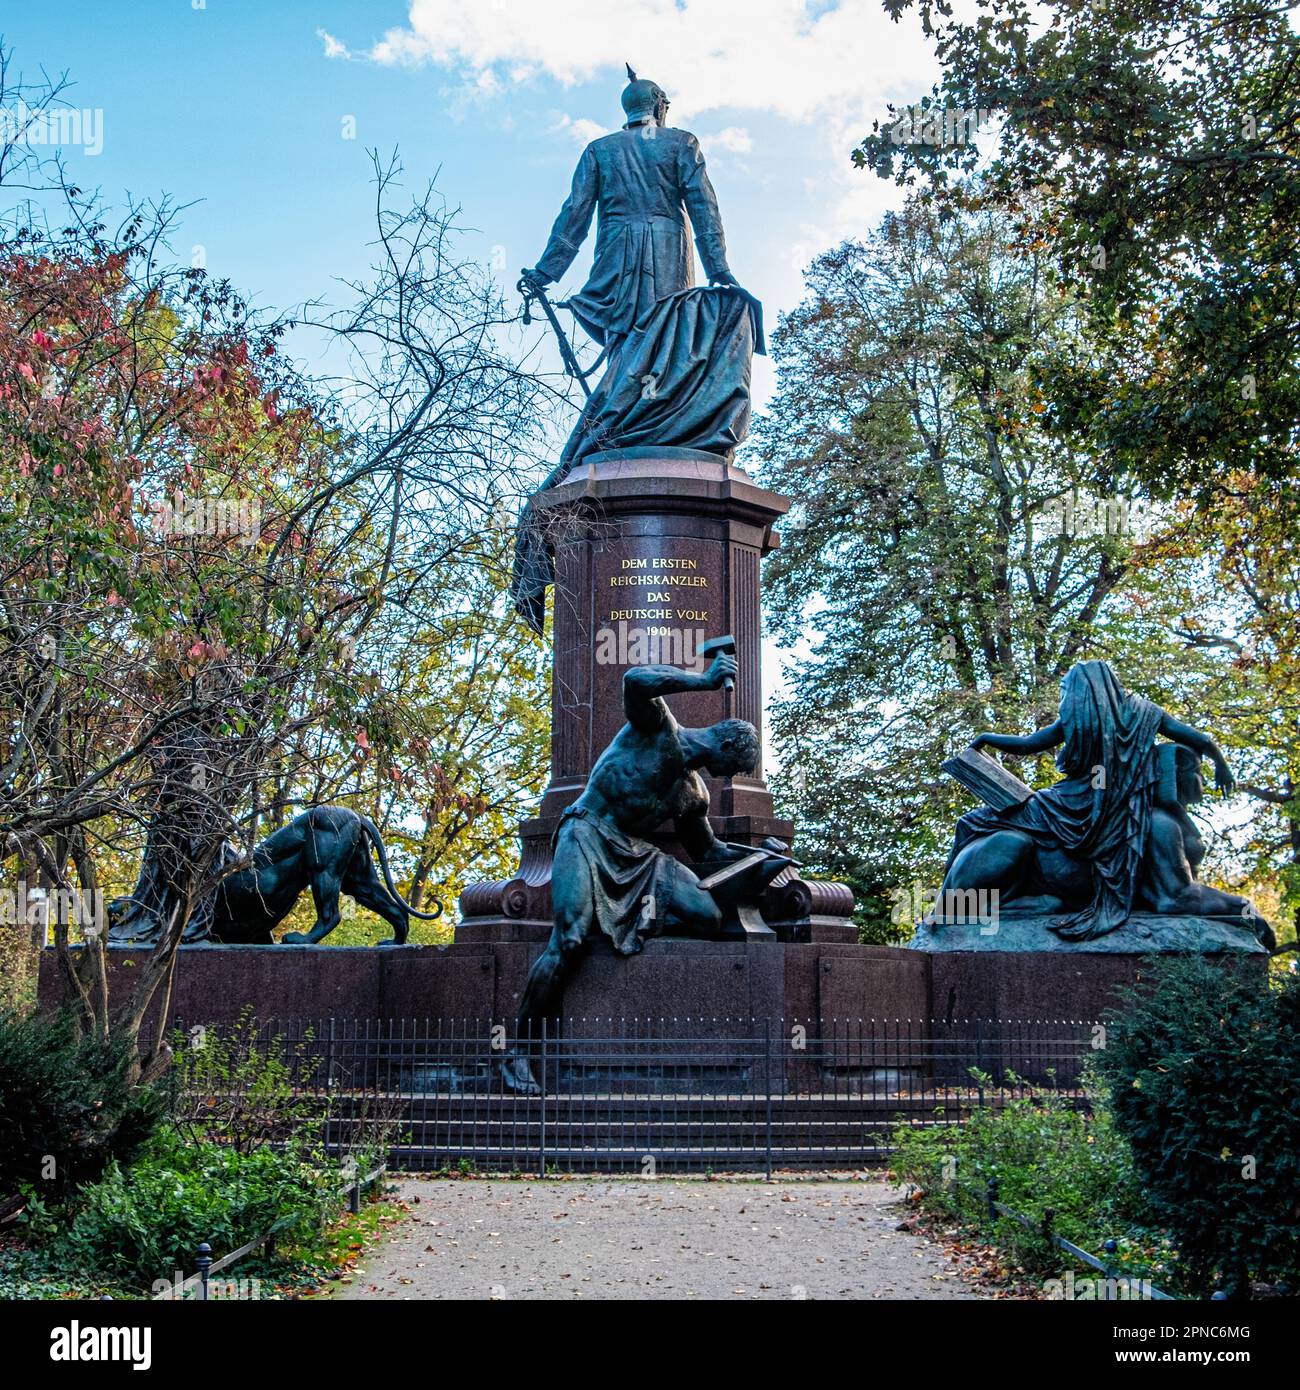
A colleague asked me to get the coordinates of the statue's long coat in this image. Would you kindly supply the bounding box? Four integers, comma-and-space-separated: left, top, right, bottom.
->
536, 124, 731, 346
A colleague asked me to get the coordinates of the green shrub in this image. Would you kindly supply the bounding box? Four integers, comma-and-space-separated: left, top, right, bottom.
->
53, 1131, 343, 1290
0, 1008, 161, 1199
891, 1075, 1163, 1280
0, 1246, 134, 1301
169, 1009, 402, 1164
169, 1009, 325, 1153
1094, 958, 1300, 1294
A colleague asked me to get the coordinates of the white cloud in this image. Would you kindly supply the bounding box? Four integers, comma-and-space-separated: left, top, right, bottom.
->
326, 0, 937, 126
709, 126, 753, 154
807, 109, 913, 245
555, 115, 610, 145
316, 28, 352, 60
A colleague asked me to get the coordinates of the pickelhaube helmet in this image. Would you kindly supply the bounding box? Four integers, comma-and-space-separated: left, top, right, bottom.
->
621, 63, 668, 124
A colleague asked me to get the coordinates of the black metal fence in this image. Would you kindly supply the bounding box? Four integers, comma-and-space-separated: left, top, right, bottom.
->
174, 1016, 1099, 1174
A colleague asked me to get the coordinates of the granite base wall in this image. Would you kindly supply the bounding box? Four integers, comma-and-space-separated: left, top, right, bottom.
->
39, 939, 929, 1032
36, 940, 1254, 1035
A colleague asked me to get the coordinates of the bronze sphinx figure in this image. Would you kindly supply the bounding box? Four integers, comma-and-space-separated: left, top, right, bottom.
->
932, 661, 1273, 950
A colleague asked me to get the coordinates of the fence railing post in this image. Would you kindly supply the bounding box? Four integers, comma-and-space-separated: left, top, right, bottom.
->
1102, 1237, 1118, 1300
538, 1018, 548, 1177
764, 1017, 773, 1181
985, 1176, 999, 1226
195, 1241, 212, 1302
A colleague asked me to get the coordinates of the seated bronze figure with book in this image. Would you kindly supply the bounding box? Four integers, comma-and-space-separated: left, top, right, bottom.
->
930, 661, 1273, 951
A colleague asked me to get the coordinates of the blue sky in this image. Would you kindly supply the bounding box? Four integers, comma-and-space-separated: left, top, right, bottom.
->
0, 1, 937, 411
2, 1, 943, 747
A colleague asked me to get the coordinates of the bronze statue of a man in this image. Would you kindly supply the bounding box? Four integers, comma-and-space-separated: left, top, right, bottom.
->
500, 651, 791, 1093
521, 65, 738, 352
510, 68, 762, 634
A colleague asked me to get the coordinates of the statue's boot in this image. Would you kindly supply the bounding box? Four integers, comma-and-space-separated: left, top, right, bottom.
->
498, 1052, 542, 1096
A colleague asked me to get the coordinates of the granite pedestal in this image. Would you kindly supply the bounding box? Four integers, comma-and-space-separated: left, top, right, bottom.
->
459, 446, 856, 945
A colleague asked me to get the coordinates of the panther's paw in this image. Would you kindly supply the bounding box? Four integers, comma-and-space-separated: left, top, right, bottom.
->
283, 930, 309, 944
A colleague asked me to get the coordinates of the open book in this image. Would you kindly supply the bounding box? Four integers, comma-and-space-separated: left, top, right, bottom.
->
941, 746, 1035, 812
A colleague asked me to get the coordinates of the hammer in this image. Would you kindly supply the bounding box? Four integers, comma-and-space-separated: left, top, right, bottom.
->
700, 633, 736, 691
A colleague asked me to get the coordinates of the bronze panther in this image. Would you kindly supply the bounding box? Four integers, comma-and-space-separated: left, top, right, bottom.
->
108, 807, 441, 945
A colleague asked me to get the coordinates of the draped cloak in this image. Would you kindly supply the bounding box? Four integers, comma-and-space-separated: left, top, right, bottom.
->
944, 661, 1164, 941
554, 805, 700, 955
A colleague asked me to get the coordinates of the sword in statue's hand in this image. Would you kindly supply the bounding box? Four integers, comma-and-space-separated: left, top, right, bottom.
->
518, 269, 605, 400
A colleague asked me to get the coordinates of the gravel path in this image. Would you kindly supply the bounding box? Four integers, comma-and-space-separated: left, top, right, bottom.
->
334, 1178, 990, 1300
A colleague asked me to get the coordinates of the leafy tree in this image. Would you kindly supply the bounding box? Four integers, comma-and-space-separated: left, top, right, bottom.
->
0, 215, 333, 1065
846, 1, 1300, 928
755, 196, 1211, 935
1144, 483, 1300, 937
0, 48, 553, 1076
856, 0, 1300, 500
272, 537, 549, 943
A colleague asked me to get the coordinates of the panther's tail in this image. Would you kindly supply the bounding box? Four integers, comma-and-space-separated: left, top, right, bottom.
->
358, 815, 444, 920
